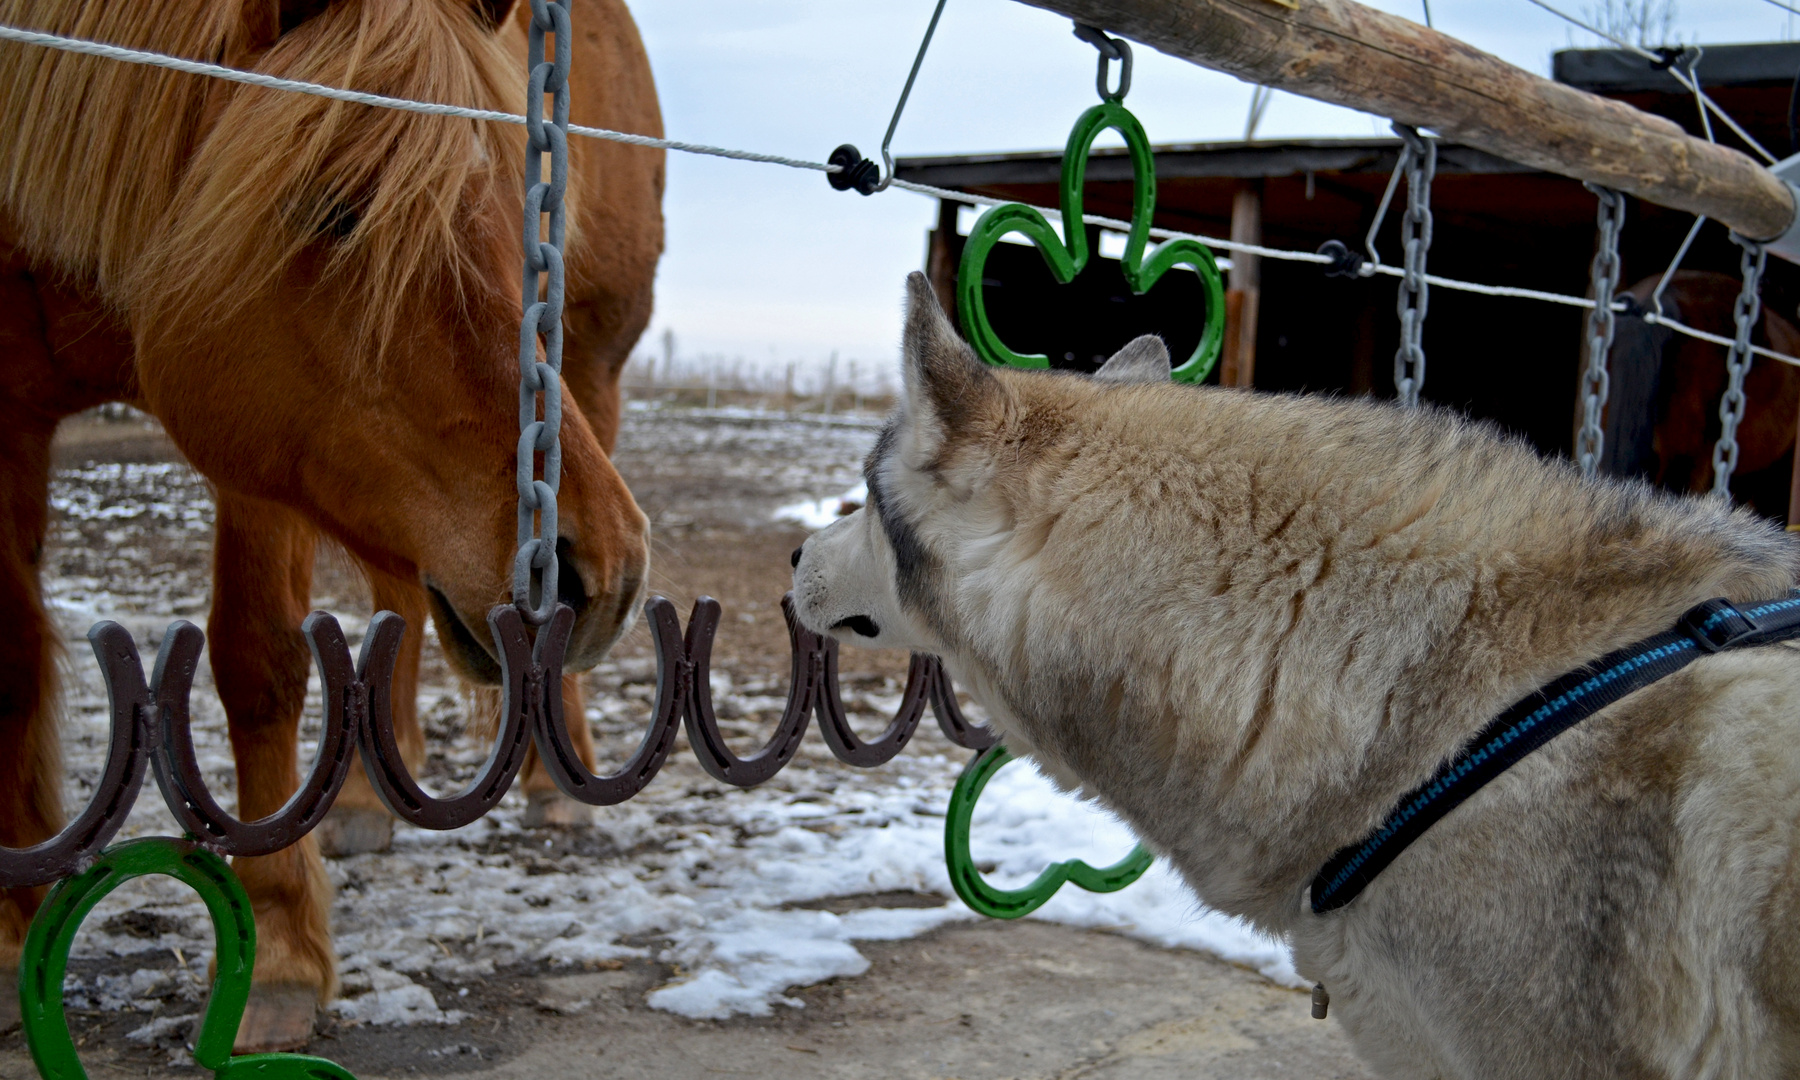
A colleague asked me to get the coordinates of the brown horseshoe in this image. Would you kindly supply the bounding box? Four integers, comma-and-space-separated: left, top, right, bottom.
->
355, 609, 533, 830
531, 598, 687, 805
810, 620, 929, 767
148, 616, 361, 856
683, 596, 813, 787
925, 657, 998, 750
0, 623, 153, 887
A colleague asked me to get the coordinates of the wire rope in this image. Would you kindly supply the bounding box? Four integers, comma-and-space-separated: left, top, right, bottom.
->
0, 19, 1793, 368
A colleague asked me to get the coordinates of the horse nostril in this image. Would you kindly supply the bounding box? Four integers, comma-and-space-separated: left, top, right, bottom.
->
555, 536, 589, 615
791, 545, 804, 568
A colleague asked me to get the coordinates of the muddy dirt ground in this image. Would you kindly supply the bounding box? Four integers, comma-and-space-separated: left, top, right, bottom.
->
0, 407, 1374, 1080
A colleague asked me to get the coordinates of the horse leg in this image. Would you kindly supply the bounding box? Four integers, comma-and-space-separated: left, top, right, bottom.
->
208, 493, 334, 1051
313, 568, 428, 856
0, 414, 64, 1028
522, 675, 596, 825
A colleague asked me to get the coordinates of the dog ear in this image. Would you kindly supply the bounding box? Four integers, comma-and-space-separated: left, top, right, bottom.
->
1093, 335, 1171, 384
901, 272, 999, 443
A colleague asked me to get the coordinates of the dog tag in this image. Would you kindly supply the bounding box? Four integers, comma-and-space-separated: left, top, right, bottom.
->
1311, 983, 1330, 1020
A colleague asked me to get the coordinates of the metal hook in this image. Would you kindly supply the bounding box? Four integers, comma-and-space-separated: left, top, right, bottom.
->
1073, 23, 1131, 102
825, 0, 948, 196
1651, 215, 1707, 321
1362, 124, 1428, 276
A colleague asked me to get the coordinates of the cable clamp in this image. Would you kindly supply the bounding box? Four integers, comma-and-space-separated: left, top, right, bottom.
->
826, 144, 881, 195
1649, 45, 1688, 72
1317, 239, 1365, 278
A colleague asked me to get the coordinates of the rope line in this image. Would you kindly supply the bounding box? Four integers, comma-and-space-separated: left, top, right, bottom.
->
0, 23, 838, 173
897, 178, 1800, 369
1647, 311, 1797, 367
1, 20, 1794, 368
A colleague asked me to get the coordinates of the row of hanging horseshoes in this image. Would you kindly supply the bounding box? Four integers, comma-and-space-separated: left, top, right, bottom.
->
0, 592, 993, 890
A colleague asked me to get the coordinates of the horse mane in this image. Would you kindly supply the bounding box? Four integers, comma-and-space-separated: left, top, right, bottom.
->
0, 0, 533, 359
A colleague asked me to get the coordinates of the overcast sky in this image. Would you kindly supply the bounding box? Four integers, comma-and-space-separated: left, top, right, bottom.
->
625, 1, 1798, 386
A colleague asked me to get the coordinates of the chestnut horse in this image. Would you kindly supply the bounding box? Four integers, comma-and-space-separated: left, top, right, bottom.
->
0, 0, 658, 1051
208, 0, 663, 1047
1614, 271, 1800, 517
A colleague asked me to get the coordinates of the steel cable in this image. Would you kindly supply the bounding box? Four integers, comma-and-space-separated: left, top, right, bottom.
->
0, 21, 1790, 366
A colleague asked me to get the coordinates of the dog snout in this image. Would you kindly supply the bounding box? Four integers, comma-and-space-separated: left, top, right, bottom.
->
832, 615, 880, 638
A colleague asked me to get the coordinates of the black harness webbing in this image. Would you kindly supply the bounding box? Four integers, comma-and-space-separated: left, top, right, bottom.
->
1310, 592, 1800, 914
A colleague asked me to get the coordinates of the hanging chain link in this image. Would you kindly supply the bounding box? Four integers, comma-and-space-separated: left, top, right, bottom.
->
513, 0, 571, 625
1711, 234, 1766, 497
1391, 123, 1435, 409
1576, 184, 1625, 479
1073, 23, 1132, 103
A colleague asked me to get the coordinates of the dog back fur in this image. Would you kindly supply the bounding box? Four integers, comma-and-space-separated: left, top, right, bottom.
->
793, 274, 1800, 1078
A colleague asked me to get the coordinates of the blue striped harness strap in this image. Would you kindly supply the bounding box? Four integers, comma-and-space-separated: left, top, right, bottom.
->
1310, 591, 1800, 914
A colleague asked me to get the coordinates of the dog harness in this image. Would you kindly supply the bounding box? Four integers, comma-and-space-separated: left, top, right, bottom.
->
1310, 591, 1800, 914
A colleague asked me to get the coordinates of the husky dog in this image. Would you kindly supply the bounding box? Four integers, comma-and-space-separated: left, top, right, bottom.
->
793, 273, 1800, 1079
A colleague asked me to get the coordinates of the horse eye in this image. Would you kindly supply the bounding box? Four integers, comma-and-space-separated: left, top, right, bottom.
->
320, 202, 360, 241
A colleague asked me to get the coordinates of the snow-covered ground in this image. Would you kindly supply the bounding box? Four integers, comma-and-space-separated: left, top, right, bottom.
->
39, 409, 1296, 1039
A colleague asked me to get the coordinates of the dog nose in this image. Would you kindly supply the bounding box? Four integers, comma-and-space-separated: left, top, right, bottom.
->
791, 544, 804, 568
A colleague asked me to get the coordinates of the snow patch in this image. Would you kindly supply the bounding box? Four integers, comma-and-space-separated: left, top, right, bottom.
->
970, 762, 1301, 988
331, 968, 467, 1027
774, 481, 867, 529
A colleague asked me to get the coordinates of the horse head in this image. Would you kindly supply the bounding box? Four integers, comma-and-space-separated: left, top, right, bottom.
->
4, 0, 649, 677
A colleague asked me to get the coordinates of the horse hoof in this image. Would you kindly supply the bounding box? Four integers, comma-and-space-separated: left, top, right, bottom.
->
524, 789, 593, 828
314, 806, 394, 856
233, 983, 317, 1053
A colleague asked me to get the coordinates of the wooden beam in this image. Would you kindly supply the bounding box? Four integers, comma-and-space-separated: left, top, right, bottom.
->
1013, 0, 1796, 241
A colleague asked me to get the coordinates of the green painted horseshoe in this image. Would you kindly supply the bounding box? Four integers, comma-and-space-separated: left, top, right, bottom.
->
19, 837, 356, 1080
955, 100, 1227, 383
945, 745, 1153, 919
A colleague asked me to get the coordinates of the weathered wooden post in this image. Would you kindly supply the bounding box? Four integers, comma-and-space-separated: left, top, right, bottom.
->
1010, 0, 1800, 247
1221, 179, 1263, 388
927, 198, 965, 328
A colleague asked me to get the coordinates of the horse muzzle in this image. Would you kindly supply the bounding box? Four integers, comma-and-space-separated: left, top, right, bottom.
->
422, 532, 645, 684
559, 530, 649, 671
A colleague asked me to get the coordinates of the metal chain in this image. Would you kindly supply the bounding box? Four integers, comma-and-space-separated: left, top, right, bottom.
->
1391, 124, 1435, 409
1711, 234, 1767, 497
1073, 23, 1132, 102
1576, 184, 1625, 479
514, 0, 571, 624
